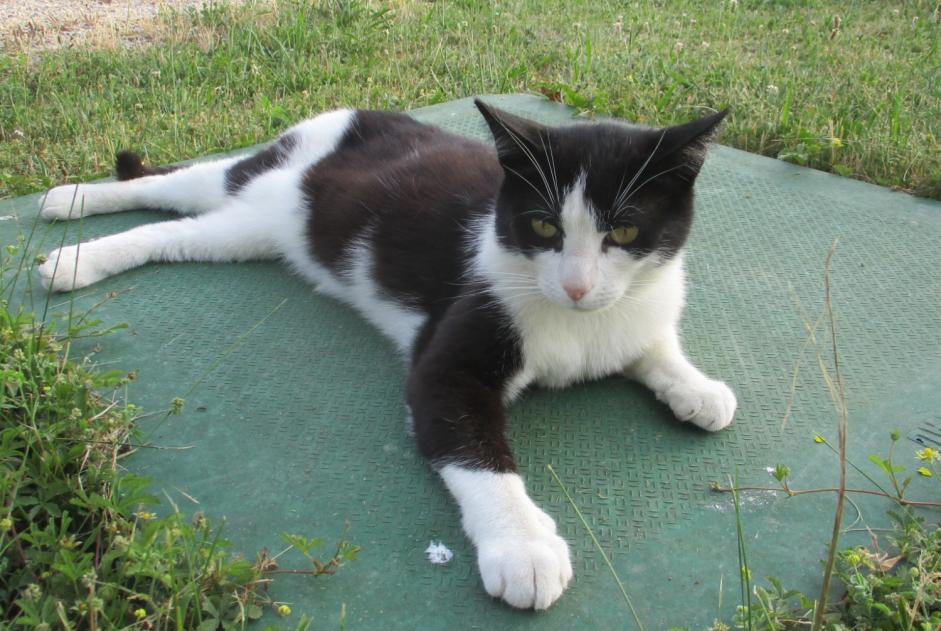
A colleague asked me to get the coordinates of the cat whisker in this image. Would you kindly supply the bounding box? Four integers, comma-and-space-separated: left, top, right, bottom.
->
614, 129, 667, 210
495, 119, 557, 209
611, 203, 641, 223
619, 163, 689, 206
504, 165, 554, 211
541, 134, 561, 207
451, 286, 541, 300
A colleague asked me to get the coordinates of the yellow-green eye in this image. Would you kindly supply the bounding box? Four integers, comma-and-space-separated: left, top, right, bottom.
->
608, 225, 639, 245
530, 218, 558, 239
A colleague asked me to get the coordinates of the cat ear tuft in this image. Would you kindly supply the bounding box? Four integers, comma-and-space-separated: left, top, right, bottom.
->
656, 108, 730, 180
474, 99, 548, 165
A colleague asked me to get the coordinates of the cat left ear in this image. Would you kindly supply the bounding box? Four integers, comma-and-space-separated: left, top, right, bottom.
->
655, 108, 730, 180
474, 99, 549, 166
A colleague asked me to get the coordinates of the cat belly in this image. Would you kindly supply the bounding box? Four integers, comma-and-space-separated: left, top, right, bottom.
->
279, 226, 426, 354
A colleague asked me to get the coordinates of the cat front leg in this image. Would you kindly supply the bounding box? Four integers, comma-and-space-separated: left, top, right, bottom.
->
627, 329, 737, 431
39, 195, 285, 292
407, 299, 572, 609
437, 465, 572, 610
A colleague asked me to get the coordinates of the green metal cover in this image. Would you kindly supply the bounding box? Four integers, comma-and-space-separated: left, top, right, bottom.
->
2, 94, 939, 629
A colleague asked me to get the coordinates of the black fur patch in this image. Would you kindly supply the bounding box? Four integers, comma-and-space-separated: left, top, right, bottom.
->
224, 132, 298, 194
115, 151, 182, 181
302, 110, 502, 316
407, 292, 522, 471
476, 99, 727, 261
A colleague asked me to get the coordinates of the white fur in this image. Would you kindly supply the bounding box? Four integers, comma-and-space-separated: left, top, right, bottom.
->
474, 177, 736, 430
40, 156, 242, 220
439, 464, 572, 610
627, 333, 737, 431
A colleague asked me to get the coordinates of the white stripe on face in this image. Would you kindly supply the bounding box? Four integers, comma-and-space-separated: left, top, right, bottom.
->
558, 173, 602, 304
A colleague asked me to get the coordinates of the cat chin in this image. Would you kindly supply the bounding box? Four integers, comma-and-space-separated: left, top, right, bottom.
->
563, 297, 615, 312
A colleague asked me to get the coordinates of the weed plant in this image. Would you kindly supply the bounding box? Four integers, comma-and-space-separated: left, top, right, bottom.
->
0, 243, 358, 630
669, 248, 941, 630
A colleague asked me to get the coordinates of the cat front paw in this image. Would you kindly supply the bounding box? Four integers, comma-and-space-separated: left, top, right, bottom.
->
38, 245, 106, 292
477, 513, 573, 610
660, 378, 737, 431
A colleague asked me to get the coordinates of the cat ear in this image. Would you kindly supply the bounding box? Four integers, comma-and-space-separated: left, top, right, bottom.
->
654, 108, 730, 181
474, 99, 549, 166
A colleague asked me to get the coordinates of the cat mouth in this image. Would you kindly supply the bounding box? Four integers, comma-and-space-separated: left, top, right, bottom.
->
561, 295, 617, 314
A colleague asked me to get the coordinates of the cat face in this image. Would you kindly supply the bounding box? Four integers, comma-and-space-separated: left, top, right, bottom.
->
476, 100, 727, 312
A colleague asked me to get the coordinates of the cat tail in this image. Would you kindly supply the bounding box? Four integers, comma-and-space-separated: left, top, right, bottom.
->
115, 151, 183, 181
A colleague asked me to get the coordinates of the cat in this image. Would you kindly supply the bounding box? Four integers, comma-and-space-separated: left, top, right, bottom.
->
37, 100, 736, 610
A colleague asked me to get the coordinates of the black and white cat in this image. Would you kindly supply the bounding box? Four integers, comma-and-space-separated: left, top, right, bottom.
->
38, 100, 736, 610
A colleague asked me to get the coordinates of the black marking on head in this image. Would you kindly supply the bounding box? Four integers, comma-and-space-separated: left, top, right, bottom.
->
225, 132, 298, 194
476, 100, 729, 261
115, 150, 182, 181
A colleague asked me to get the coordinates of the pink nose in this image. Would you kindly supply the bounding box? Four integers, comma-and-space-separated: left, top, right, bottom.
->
564, 284, 590, 302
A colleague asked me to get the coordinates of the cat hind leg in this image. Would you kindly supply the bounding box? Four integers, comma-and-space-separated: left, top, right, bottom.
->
40, 153, 242, 221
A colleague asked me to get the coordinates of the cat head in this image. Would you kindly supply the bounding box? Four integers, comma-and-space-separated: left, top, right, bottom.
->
475, 99, 727, 312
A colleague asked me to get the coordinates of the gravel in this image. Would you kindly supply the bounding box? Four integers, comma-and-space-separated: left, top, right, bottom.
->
1, 0, 237, 52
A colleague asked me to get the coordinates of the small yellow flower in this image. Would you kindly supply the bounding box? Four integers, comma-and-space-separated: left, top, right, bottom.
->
916, 447, 939, 462
0, 517, 12, 531
917, 467, 932, 477
830, 137, 843, 148
814, 435, 825, 443
278, 604, 292, 617
134, 511, 156, 521
134, 608, 147, 619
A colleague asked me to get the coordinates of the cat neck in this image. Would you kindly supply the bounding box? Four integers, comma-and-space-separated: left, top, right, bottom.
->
470, 215, 688, 389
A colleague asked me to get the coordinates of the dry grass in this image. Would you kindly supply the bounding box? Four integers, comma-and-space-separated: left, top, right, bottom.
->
0, 0, 248, 53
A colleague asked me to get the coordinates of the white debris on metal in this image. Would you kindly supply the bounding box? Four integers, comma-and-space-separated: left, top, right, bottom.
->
425, 540, 453, 565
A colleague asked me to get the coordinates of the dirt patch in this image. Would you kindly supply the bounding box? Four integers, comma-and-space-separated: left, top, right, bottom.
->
1, 0, 242, 52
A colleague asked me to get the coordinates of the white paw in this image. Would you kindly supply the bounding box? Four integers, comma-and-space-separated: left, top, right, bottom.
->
477, 511, 573, 610
661, 378, 737, 431
38, 244, 107, 292
39, 185, 89, 220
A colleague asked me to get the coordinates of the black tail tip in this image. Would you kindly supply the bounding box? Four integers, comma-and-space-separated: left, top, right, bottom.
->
115, 150, 145, 181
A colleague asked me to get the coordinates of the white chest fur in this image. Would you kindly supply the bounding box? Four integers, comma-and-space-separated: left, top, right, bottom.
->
473, 217, 689, 397
507, 258, 686, 391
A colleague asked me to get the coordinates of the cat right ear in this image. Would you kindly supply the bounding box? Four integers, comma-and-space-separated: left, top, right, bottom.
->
474, 99, 548, 166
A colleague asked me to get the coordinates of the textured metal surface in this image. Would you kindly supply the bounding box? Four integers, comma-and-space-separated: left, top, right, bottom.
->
2, 94, 940, 629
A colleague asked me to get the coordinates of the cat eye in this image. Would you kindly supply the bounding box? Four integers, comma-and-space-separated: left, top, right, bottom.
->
530, 218, 558, 239
607, 225, 639, 245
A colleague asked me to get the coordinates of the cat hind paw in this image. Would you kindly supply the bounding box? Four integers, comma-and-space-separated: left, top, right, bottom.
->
38, 245, 106, 292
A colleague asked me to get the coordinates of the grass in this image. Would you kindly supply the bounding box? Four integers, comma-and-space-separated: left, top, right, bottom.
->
0, 243, 358, 629
0, 0, 939, 200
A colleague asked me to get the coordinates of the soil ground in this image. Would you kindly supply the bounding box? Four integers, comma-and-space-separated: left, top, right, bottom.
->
1, 0, 239, 51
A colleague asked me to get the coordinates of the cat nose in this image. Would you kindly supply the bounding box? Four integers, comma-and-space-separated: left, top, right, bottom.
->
564, 284, 591, 302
